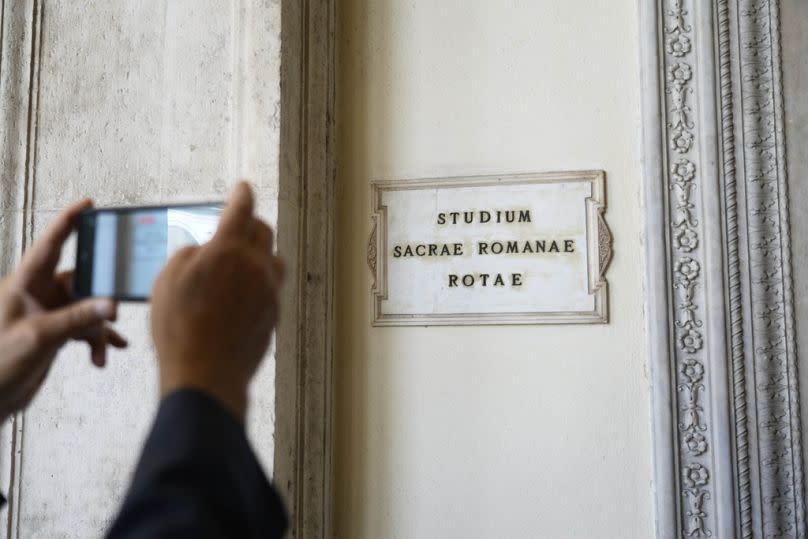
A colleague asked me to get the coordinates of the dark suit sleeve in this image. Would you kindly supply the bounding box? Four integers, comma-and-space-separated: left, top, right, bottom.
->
106, 389, 288, 539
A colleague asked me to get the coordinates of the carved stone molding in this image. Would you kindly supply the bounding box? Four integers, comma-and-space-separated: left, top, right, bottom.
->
736, 2, 804, 536
641, 0, 805, 537
597, 211, 613, 285
274, 0, 336, 538
0, 1, 44, 534
367, 218, 378, 290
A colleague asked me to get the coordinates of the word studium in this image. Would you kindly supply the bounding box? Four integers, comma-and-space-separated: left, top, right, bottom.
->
391, 209, 576, 288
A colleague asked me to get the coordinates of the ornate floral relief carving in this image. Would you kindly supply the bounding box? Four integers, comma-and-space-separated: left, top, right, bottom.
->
663, 1, 712, 536
737, 1, 805, 536
647, 0, 804, 536
597, 211, 612, 284
683, 482, 711, 538
367, 219, 378, 289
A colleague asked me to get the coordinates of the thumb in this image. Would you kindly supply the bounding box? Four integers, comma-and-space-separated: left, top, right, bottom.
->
32, 299, 116, 347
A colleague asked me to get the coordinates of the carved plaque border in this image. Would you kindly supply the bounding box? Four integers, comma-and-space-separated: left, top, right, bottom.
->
640, 0, 805, 537
368, 171, 612, 326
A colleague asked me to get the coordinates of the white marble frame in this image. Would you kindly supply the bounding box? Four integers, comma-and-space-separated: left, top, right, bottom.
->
640, 1, 805, 537
367, 171, 612, 326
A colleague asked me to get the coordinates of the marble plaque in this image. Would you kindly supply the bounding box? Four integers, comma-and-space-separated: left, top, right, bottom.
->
368, 171, 612, 326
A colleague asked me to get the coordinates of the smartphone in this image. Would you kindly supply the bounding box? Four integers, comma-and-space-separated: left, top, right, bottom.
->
74, 202, 223, 300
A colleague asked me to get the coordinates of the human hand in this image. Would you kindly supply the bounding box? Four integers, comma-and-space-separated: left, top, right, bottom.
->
0, 200, 127, 422
150, 182, 285, 422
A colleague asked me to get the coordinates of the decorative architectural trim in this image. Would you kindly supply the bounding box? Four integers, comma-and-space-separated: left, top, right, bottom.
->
716, 0, 751, 536
736, 2, 805, 536
274, 0, 336, 538
597, 212, 613, 284
642, 0, 805, 537
367, 219, 377, 290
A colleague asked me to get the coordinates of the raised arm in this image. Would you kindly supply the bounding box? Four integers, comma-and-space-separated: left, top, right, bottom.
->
107, 182, 287, 538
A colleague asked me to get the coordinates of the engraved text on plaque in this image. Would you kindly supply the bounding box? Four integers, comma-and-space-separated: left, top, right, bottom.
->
368, 171, 612, 326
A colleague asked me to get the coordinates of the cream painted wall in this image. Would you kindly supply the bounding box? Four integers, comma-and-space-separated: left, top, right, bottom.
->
334, 2, 651, 538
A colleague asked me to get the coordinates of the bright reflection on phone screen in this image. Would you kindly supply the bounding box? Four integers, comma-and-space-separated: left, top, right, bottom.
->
91, 206, 221, 298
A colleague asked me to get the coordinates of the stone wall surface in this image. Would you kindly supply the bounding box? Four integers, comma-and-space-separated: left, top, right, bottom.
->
0, 1, 281, 536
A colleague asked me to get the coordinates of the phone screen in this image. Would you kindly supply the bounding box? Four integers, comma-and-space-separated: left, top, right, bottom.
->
75, 204, 222, 299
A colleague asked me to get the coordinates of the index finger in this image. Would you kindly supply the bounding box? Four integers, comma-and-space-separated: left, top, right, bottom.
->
214, 181, 254, 240
18, 199, 92, 285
